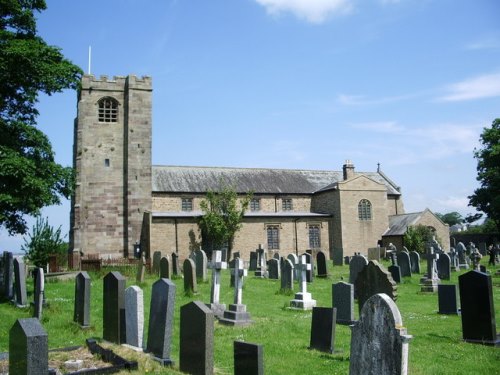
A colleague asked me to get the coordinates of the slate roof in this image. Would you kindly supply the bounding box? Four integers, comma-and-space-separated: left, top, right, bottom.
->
152, 165, 401, 195
383, 212, 424, 236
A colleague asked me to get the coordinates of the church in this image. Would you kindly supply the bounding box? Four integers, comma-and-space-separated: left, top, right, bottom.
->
69, 74, 449, 265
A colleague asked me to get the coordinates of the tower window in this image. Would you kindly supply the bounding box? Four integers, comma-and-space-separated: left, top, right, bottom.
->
358, 199, 372, 220
104, 158, 110, 167
98, 97, 118, 122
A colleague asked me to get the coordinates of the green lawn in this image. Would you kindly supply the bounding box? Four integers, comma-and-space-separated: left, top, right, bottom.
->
0, 261, 499, 374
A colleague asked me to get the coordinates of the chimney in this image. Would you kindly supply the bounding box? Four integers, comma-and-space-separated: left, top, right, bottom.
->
343, 160, 355, 180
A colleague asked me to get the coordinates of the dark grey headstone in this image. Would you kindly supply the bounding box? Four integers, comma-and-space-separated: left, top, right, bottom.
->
183, 258, 198, 294
332, 281, 355, 325
458, 270, 499, 345
2, 251, 14, 299
171, 252, 180, 276
249, 252, 257, 271
136, 255, 146, 283
159, 256, 170, 279
344, 256, 350, 265
74, 271, 91, 327
355, 261, 397, 314
180, 301, 214, 375
268, 258, 280, 279
309, 307, 336, 353
281, 258, 294, 291
9, 318, 48, 374
437, 253, 451, 280
398, 251, 412, 277
147, 279, 176, 365
409, 251, 420, 274
103, 271, 126, 344
195, 249, 208, 282
332, 247, 343, 266
234, 340, 264, 375
388, 264, 401, 283
13, 257, 28, 307
438, 284, 459, 314
349, 254, 368, 297
152, 251, 162, 276
316, 251, 328, 278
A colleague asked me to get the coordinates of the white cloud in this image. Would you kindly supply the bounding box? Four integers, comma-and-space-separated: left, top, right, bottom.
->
465, 36, 500, 51
351, 121, 404, 134
254, 0, 353, 24
435, 196, 470, 212
438, 72, 500, 102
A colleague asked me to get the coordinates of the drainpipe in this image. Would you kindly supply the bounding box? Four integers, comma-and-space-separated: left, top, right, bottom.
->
174, 218, 179, 254
294, 217, 300, 255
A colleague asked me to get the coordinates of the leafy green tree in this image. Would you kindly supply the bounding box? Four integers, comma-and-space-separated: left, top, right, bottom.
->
0, 0, 82, 235
435, 212, 463, 226
198, 184, 252, 259
468, 119, 500, 233
403, 225, 435, 254
22, 216, 67, 268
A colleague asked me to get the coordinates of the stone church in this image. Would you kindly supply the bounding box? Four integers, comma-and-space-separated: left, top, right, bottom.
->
69, 74, 449, 264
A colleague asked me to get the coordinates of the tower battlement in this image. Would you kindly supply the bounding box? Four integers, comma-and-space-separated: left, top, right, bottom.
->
81, 74, 152, 91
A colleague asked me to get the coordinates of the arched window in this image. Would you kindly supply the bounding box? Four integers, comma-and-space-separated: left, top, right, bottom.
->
358, 199, 372, 220
98, 97, 118, 122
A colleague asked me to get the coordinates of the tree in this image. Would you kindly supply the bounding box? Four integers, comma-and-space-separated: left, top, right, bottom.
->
403, 225, 436, 254
435, 212, 463, 226
0, 0, 82, 235
22, 216, 67, 268
468, 119, 500, 233
198, 184, 252, 259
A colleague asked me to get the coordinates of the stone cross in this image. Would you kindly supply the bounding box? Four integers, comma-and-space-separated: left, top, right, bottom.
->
231, 258, 247, 305
210, 250, 227, 305
426, 245, 439, 280
296, 255, 311, 295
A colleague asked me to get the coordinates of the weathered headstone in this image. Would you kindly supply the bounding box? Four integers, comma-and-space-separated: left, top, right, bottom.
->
183, 258, 198, 294
349, 293, 412, 375
147, 279, 176, 364
367, 247, 380, 262
220, 258, 252, 326
388, 256, 402, 284
2, 251, 14, 300
152, 251, 162, 276
136, 255, 146, 283
9, 318, 48, 375
103, 271, 126, 344
125, 286, 144, 349
249, 251, 257, 271
180, 301, 214, 375
309, 307, 336, 353
13, 257, 28, 307
355, 260, 397, 314
456, 242, 469, 270
316, 250, 328, 278
287, 253, 299, 281
268, 258, 280, 279
74, 271, 91, 328
420, 245, 440, 292
172, 252, 180, 276
398, 251, 412, 277
207, 250, 227, 318
349, 254, 368, 297
409, 251, 421, 274
458, 270, 500, 346
195, 248, 208, 282
255, 245, 267, 278
289, 255, 316, 310
33, 267, 45, 320
438, 284, 459, 315
332, 281, 355, 325
159, 256, 171, 279
281, 258, 294, 291
449, 248, 459, 271
437, 252, 451, 280
234, 340, 264, 375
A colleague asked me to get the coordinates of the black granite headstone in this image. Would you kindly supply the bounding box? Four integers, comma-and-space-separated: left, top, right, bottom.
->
159, 256, 170, 279
458, 270, 499, 346
234, 340, 264, 375
249, 252, 257, 271
180, 301, 214, 375
398, 251, 412, 277
437, 253, 451, 280
172, 252, 180, 276
438, 284, 459, 315
74, 271, 91, 327
3, 251, 14, 300
9, 318, 48, 374
33, 267, 44, 319
316, 251, 328, 278
103, 271, 126, 344
147, 278, 176, 365
309, 307, 336, 353
332, 281, 356, 325
388, 264, 402, 283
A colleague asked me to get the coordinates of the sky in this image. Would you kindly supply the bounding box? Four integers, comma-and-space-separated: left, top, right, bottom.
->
2, 0, 500, 253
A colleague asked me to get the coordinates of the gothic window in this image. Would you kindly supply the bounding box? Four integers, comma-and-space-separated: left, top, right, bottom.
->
309, 225, 321, 248
358, 199, 372, 220
181, 198, 193, 211
98, 97, 118, 122
250, 198, 260, 211
282, 198, 293, 211
267, 225, 280, 250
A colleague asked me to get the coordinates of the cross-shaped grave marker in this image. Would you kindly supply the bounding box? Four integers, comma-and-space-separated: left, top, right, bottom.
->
219, 258, 252, 326
420, 245, 440, 292
207, 250, 227, 317
289, 255, 316, 310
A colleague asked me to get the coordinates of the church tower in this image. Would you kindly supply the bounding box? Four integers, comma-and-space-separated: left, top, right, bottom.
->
70, 75, 152, 260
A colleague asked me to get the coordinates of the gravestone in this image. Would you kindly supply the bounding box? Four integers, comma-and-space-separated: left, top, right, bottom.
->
316, 251, 328, 278
180, 301, 214, 375
349, 293, 412, 375
220, 258, 252, 326
332, 281, 355, 325
234, 341, 264, 375
171, 252, 180, 276
302, 252, 313, 282
344, 256, 350, 265
13, 257, 28, 307
159, 256, 170, 279
409, 251, 420, 274
183, 258, 198, 294
437, 252, 451, 280
152, 251, 162, 276
33, 267, 45, 320
207, 250, 227, 318
449, 248, 459, 271
195, 248, 208, 282
398, 251, 412, 278
438, 284, 459, 315
229, 258, 236, 288
125, 286, 144, 349
103, 271, 126, 344
9, 318, 48, 375
309, 307, 336, 353
268, 258, 280, 279
74, 271, 91, 328
136, 255, 146, 283
249, 251, 257, 271
273, 252, 280, 260
147, 279, 176, 364
2, 251, 14, 300
458, 270, 500, 346
349, 254, 368, 297
333, 247, 343, 266
281, 258, 294, 291
367, 247, 380, 262
456, 242, 469, 270
355, 261, 397, 315
287, 253, 299, 281
388, 255, 402, 284
255, 245, 267, 278
420, 245, 440, 292
478, 242, 487, 256
289, 255, 317, 310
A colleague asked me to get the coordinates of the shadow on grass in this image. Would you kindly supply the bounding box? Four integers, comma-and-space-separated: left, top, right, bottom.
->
425, 332, 459, 344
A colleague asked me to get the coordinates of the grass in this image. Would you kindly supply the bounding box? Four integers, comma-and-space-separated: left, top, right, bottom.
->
0, 261, 499, 374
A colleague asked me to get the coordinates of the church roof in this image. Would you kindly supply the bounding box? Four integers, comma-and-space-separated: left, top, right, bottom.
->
383, 211, 425, 236
152, 165, 401, 195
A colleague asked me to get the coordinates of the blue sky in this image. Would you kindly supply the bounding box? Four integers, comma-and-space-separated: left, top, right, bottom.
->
2, 0, 500, 253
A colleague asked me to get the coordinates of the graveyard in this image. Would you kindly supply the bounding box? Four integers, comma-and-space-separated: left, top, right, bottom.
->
0, 257, 498, 374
